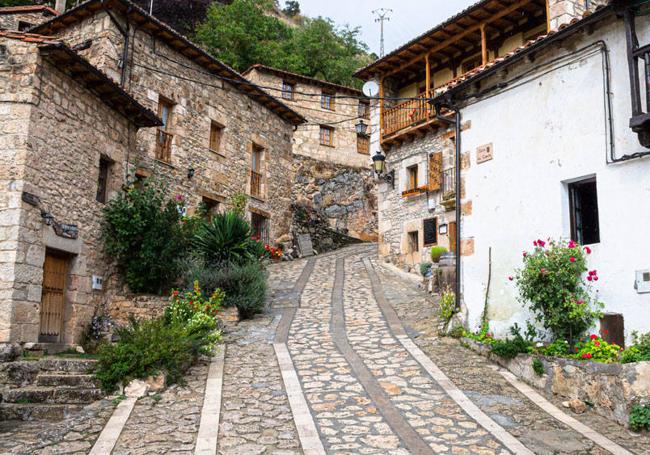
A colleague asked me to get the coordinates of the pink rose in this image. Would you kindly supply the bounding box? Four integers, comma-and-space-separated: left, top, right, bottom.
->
568, 240, 576, 248
570, 257, 576, 263
508, 276, 514, 281
584, 246, 591, 254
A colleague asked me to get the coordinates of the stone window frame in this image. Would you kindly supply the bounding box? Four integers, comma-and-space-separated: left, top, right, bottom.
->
248, 136, 268, 201
407, 230, 420, 253
209, 120, 225, 155
406, 164, 419, 190
422, 217, 438, 247
321, 90, 336, 111
96, 155, 113, 204
319, 125, 335, 147
155, 95, 175, 163
281, 80, 295, 100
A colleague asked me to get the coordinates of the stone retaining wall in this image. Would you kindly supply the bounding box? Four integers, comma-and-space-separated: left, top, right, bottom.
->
107, 295, 169, 326
462, 338, 650, 427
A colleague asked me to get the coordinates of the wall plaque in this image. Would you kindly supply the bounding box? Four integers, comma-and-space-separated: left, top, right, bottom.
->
297, 234, 314, 257
477, 143, 493, 164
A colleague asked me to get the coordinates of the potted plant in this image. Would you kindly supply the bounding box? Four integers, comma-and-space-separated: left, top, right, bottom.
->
430, 246, 448, 264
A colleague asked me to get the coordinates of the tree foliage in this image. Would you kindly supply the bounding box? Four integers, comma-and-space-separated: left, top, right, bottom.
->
282, 0, 299, 17
195, 0, 370, 87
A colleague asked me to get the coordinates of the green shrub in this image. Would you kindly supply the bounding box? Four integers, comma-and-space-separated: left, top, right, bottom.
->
229, 192, 248, 217
439, 288, 455, 322
514, 238, 603, 345
539, 339, 570, 357
574, 335, 621, 363
621, 331, 650, 364
193, 212, 264, 266
532, 358, 545, 376
490, 324, 534, 359
101, 179, 187, 293
430, 246, 448, 263
419, 262, 432, 276
95, 317, 220, 392
629, 405, 650, 432
182, 260, 267, 319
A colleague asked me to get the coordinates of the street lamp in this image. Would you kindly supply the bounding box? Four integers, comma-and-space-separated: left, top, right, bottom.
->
355, 119, 368, 136
372, 150, 394, 188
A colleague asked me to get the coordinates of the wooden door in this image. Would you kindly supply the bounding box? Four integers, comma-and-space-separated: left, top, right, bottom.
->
39, 253, 68, 343
449, 222, 457, 255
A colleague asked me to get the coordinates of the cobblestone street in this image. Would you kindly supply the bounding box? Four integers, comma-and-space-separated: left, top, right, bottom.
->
2, 244, 649, 454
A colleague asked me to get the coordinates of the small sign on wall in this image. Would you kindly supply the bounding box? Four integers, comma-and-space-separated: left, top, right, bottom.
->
477, 143, 493, 164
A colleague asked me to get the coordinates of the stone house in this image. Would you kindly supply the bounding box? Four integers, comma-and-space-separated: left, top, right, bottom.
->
0, 30, 160, 349
357, 0, 650, 342
244, 65, 378, 247
0, 4, 58, 31
32, 0, 305, 246
0, 0, 305, 350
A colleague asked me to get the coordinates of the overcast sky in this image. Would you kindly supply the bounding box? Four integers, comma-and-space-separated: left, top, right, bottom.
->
292, 0, 478, 56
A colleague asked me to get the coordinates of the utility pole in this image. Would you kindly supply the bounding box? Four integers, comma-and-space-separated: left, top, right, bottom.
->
373, 8, 392, 58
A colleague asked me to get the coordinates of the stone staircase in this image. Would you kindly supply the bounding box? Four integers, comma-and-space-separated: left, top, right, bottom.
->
0, 357, 104, 421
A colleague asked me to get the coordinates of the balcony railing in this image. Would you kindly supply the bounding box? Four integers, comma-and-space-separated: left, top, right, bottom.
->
155, 129, 173, 163
442, 168, 455, 196
382, 92, 432, 137
250, 170, 263, 199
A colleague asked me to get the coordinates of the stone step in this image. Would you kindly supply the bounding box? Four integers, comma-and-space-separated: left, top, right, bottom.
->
0, 403, 84, 421
36, 373, 100, 388
38, 358, 97, 374
1, 386, 103, 404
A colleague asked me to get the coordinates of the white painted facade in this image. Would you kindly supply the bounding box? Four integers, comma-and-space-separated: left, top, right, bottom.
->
457, 14, 650, 341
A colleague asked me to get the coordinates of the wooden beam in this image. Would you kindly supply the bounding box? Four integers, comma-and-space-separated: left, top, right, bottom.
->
425, 53, 431, 97
379, 77, 385, 133
481, 23, 488, 65
385, 0, 534, 77
546, 0, 551, 32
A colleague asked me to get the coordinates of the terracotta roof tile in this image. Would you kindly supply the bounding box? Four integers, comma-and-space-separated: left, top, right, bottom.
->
0, 30, 60, 45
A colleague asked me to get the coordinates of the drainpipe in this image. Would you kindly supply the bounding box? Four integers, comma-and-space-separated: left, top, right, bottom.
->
434, 103, 462, 311
101, 1, 131, 87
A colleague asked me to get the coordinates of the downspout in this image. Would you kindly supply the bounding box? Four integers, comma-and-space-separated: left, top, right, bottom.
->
434, 103, 462, 311
101, 1, 131, 87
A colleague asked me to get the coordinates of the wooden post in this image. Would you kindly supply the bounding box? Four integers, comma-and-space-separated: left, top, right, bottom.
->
546, 0, 551, 32
480, 23, 488, 65
425, 54, 431, 117
379, 77, 385, 138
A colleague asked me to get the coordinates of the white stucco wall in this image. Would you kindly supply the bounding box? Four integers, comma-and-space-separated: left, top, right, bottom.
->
459, 16, 650, 341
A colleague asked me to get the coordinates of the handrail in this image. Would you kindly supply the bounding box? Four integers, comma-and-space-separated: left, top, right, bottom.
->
250, 169, 263, 198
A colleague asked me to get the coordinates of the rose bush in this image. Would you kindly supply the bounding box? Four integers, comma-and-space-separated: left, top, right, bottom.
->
514, 238, 603, 345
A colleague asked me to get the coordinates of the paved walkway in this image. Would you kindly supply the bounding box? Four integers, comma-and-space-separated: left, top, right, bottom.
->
2, 244, 649, 454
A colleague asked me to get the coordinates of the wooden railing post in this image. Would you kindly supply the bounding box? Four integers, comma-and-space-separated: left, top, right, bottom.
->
425, 53, 431, 117
480, 23, 488, 65
379, 77, 385, 137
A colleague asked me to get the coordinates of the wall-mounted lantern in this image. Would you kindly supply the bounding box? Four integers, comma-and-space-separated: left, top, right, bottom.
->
372, 150, 395, 189
187, 167, 195, 180
355, 119, 369, 136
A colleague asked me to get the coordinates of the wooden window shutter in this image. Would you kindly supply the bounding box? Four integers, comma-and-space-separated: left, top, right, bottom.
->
428, 152, 443, 191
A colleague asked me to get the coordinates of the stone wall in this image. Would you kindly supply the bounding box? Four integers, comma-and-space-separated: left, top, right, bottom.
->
464, 338, 650, 427
0, 11, 55, 31
0, 37, 139, 345
107, 295, 168, 326
245, 68, 371, 168
53, 11, 296, 244
378, 126, 459, 269
292, 154, 377, 252
548, 0, 609, 29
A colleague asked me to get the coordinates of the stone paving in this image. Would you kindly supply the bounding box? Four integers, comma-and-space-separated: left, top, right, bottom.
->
2, 244, 649, 454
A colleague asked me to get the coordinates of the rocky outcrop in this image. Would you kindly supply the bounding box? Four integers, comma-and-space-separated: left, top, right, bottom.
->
292, 155, 377, 253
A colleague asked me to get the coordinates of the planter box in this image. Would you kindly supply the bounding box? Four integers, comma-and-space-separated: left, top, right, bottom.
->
462, 338, 650, 427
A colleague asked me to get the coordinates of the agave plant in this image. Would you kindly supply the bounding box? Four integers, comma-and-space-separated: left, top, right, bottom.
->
193, 211, 261, 265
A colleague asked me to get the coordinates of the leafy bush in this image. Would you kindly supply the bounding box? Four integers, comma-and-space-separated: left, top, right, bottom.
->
574, 334, 621, 363
165, 281, 224, 326
101, 179, 187, 293
621, 331, 650, 364
490, 324, 534, 359
193, 212, 264, 266
95, 317, 220, 392
532, 358, 545, 376
430, 246, 448, 263
514, 238, 603, 345
182, 260, 267, 320
539, 339, 571, 357
229, 192, 248, 217
439, 288, 455, 322
629, 405, 650, 432
419, 262, 432, 277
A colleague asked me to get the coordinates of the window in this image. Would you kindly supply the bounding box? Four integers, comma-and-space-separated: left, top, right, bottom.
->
408, 231, 419, 253
155, 96, 174, 162
201, 196, 220, 220
250, 144, 264, 198
251, 213, 270, 244
18, 21, 34, 31
282, 80, 295, 100
407, 164, 418, 190
96, 157, 111, 203
569, 177, 600, 245
320, 126, 334, 147
423, 218, 437, 246
357, 135, 369, 155
209, 121, 224, 153
321, 91, 335, 110
358, 101, 370, 119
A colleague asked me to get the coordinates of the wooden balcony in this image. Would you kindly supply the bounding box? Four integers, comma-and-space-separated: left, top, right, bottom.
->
250, 170, 263, 199
155, 129, 173, 163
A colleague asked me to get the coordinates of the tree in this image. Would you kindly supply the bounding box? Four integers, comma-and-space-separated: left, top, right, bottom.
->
195, 0, 371, 87
282, 0, 299, 17
131, 0, 216, 36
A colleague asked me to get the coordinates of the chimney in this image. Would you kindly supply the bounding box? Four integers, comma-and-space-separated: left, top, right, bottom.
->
547, 0, 608, 30
55, 0, 67, 14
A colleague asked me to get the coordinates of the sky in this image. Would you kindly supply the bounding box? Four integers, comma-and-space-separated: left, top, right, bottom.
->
292, 0, 478, 56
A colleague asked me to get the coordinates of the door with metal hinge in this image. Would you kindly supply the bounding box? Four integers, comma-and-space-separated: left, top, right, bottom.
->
39, 252, 69, 343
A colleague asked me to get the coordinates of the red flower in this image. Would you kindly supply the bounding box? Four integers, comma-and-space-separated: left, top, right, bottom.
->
537, 239, 546, 248
533, 240, 538, 247
587, 276, 593, 282
594, 341, 601, 347
523, 252, 528, 258
172, 290, 179, 297
576, 300, 584, 305
594, 276, 599, 281
570, 257, 576, 263
603, 329, 609, 335
584, 246, 592, 254
590, 334, 598, 340
582, 353, 593, 359
568, 240, 576, 248
508, 276, 514, 281
540, 268, 547, 275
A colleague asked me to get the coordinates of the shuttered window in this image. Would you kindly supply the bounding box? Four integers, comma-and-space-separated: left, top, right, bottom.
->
428, 151, 443, 191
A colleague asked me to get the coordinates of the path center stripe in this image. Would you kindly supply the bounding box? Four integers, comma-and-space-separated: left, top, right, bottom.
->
498, 370, 635, 455
275, 258, 316, 344
362, 257, 535, 455
194, 348, 226, 455
332, 257, 435, 455
89, 396, 138, 455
